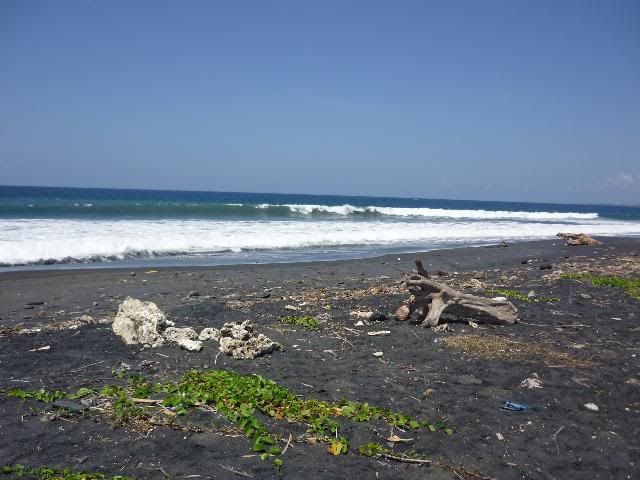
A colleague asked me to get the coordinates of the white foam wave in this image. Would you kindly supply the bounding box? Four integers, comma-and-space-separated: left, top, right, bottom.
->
0, 217, 638, 265
282, 204, 599, 220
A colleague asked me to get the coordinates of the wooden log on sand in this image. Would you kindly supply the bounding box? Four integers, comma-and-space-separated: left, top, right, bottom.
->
396, 260, 518, 327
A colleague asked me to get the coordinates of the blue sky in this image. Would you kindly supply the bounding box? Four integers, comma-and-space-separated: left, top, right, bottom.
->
1, 0, 639, 204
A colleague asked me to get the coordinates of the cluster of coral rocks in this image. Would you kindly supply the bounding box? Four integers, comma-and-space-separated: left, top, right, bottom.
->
112, 297, 282, 359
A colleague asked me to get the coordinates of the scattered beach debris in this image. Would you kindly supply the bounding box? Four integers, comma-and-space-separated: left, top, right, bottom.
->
218, 320, 283, 359
584, 402, 599, 412
369, 312, 388, 322
350, 310, 373, 319
495, 432, 505, 441
501, 401, 532, 412
443, 334, 590, 366
520, 373, 543, 389
284, 304, 300, 311
28, 345, 50, 352
354, 320, 365, 327
433, 323, 452, 332
461, 278, 484, 289
395, 259, 518, 327
557, 232, 601, 246
372, 351, 384, 357
367, 330, 391, 336
2, 315, 108, 337
51, 399, 88, 412
386, 434, 413, 444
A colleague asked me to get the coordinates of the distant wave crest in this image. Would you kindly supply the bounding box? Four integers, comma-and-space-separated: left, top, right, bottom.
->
1, 202, 599, 221
280, 204, 600, 220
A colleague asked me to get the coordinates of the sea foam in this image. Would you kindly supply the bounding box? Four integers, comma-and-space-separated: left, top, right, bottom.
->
279, 204, 599, 220
1, 216, 638, 266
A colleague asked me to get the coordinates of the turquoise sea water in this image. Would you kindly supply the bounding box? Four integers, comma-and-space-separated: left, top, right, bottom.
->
1, 185, 639, 269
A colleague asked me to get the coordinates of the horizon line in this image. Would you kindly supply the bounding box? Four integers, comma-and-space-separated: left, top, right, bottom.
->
1, 183, 638, 209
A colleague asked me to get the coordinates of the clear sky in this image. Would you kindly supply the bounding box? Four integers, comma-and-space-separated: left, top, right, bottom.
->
1, 0, 639, 204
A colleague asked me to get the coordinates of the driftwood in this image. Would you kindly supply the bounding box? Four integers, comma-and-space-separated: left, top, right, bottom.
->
396, 260, 518, 327
557, 232, 601, 246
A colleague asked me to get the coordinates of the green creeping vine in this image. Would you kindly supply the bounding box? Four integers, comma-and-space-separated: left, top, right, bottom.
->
560, 273, 640, 300
279, 315, 319, 330
0, 464, 132, 480
7, 370, 452, 467
484, 289, 559, 303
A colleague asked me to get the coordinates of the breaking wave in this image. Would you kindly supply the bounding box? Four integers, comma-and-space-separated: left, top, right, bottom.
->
1, 217, 638, 266
1, 201, 600, 221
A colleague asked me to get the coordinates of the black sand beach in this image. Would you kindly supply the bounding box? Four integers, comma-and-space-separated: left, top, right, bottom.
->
1, 238, 639, 479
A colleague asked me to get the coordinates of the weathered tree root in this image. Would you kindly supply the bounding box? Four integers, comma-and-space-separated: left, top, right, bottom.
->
395, 260, 518, 327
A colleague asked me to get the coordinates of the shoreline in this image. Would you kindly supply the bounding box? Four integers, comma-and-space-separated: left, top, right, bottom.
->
2, 235, 638, 278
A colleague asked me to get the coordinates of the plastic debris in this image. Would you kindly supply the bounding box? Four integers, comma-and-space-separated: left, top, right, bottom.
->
584, 402, 599, 412
501, 401, 532, 412
520, 373, 543, 389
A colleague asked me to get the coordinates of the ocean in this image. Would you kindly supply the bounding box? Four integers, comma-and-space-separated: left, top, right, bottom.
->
1, 185, 639, 270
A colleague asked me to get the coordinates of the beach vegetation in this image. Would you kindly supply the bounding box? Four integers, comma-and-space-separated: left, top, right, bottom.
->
560, 273, 640, 299
484, 289, 559, 303
5, 369, 451, 468
279, 315, 319, 330
0, 464, 132, 480
442, 334, 590, 366
357, 442, 433, 462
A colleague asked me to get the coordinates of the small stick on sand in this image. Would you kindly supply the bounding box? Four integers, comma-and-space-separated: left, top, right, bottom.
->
218, 465, 253, 478
281, 433, 293, 454
380, 453, 431, 464
552, 425, 564, 455
381, 261, 408, 276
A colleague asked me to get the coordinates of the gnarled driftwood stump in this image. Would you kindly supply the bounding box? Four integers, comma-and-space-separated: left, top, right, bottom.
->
395, 260, 518, 327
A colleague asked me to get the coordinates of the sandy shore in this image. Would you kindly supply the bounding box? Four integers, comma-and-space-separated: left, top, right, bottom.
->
1, 238, 639, 479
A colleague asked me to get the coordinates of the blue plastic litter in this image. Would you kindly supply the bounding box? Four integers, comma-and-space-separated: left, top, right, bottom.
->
501, 401, 532, 411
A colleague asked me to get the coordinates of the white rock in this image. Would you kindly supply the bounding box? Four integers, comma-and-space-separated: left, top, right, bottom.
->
496, 432, 504, 441
163, 327, 203, 351
373, 351, 384, 357
163, 326, 197, 341
198, 327, 221, 342
354, 320, 365, 327
218, 321, 282, 359
584, 402, 599, 412
162, 327, 202, 352
112, 297, 174, 347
